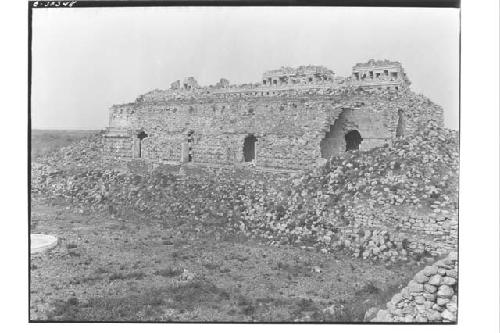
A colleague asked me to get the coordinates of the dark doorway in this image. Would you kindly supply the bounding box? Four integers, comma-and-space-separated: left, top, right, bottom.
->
187, 130, 194, 162
243, 135, 257, 162
345, 130, 362, 151
136, 131, 148, 158
396, 109, 405, 138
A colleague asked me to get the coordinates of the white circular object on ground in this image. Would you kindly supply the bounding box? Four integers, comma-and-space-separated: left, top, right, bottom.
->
31, 234, 58, 254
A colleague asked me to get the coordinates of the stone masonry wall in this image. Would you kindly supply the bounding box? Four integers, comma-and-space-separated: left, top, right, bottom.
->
323, 210, 458, 262
103, 90, 444, 170
102, 136, 133, 160
372, 251, 458, 323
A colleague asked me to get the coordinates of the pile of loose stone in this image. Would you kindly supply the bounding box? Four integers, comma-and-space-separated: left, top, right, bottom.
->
238, 120, 458, 260
371, 251, 458, 323
34, 133, 105, 170
31, 121, 458, 263
31, 161, 287, 222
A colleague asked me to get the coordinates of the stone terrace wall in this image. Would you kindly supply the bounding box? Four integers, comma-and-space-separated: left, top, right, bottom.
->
103, 90, 445, 170
138, 98, 330, 169
372, 251, 458, 323
324, 209, 458, 262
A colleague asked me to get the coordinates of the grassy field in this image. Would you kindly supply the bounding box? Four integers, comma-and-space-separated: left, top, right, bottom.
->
30, 200, 421, 322
31, 129, 101, 160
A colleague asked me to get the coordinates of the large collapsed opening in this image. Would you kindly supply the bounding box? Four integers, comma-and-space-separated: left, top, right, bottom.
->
136, 131, 148, 158
243, 134, 257, 162
345, 130, 363, 151
320, 108, 360, 159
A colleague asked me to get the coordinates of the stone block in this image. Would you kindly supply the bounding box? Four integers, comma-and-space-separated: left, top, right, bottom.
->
428, 274, 442, 285
437, 285, 454, 298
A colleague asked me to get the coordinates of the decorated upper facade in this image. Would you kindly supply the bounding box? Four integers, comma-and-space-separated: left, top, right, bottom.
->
134, 60, 411, 103
351, 59, 411, 88
261, 65, 335, 86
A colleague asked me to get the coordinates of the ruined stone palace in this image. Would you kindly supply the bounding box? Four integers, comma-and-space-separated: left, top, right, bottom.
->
103, 59, 443, 170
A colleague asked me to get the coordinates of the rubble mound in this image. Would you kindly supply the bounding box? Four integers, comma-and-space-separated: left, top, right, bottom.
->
34, 133, 104, 169
240, 120, 458, 260
31, 121, 458, 263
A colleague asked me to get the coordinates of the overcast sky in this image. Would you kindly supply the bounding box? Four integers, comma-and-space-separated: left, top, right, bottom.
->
31, 6, 459, 130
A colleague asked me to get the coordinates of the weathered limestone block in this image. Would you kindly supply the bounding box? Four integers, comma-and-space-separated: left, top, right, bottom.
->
428, 274, 442, 286
437, 285, 454, 298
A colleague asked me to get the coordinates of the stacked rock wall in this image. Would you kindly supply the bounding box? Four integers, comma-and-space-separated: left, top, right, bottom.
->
325, 211, 458, 262
372, 252, 458, 323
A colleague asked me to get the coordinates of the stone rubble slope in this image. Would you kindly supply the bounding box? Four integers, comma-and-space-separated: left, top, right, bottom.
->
33, 133, 105, 170
371, 251, 458, 323
239, 120, 458, 261
31, 120, 458, 264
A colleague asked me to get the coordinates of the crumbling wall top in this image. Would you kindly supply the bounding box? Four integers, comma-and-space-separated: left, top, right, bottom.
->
353, 59, 402, 69
263, 65, 334, 78
351, 59, 411, 88
122, 60, 413, 104
182, 77, 199, 90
